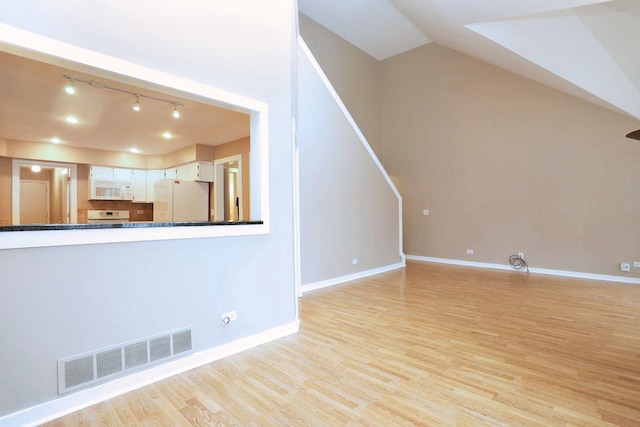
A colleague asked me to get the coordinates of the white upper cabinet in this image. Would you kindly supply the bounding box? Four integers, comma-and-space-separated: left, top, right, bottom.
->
176, 162, 214, 182
165, 168, 177, 179
89, 166, 133, 182
131, 169, 147, 202
113, 168, 133, 181
89, 165, 113, 181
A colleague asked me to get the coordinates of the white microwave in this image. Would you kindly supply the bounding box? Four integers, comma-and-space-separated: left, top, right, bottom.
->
89, 180, 133, 201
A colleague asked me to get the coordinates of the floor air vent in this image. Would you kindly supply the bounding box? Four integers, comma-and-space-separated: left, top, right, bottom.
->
57, 327, 193, 395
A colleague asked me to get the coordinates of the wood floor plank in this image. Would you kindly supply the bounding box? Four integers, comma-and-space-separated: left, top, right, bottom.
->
42, 261, 640, 426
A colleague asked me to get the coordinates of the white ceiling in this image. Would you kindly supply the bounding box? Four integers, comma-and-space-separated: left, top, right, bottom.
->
298, 0, 640, 122
0, 51, 250, 156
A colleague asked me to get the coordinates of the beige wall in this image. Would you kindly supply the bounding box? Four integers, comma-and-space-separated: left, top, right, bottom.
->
0, 157, 11, 225
299, 14, 382, 158
3, 139, 225, 170
381, 43, 640, 277
5, 139, 148, 169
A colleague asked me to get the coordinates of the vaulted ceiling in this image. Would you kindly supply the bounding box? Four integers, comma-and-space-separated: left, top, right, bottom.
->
298, 0, 640, 122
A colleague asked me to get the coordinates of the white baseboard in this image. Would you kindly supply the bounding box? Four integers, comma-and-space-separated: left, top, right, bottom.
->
301, 261, 406, 293
0, 320, 300, 427
406, 255, 640, 285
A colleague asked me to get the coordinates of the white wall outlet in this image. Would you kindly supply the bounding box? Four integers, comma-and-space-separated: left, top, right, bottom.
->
620, 262, 631, 272
466, 249, 474, 255
352, 258, 358, 265
634, 262, 640, 268
518, 252, 524, 259
221, 310, 237, 324
422, 209, 429, 216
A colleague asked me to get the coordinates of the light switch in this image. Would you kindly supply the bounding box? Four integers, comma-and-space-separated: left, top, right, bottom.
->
422, 209, 429, 216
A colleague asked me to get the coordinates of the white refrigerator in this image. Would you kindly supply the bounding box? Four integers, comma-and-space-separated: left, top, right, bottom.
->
153, 179, 209, 222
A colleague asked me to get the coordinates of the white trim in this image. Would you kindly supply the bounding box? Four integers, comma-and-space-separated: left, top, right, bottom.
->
0, 320, 300, 427
0, 24, 270, 249
298, 36, 405, 263
292, 119, 303, 299
302, 262, 406, 293
406, 255, 640, 285
0, 224, 270, 250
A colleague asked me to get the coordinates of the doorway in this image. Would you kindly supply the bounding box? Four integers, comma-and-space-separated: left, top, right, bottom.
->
12, 160, 78, 225
213, 155, 243, 222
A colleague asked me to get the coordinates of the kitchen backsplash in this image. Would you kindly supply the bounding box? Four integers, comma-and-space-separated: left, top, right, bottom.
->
77, 200, 153, 223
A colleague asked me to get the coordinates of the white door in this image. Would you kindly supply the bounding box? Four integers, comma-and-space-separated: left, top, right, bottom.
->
20, 180, 49, 224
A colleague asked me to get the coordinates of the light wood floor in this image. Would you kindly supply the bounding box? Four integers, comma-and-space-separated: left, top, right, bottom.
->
44, 261, 640, 426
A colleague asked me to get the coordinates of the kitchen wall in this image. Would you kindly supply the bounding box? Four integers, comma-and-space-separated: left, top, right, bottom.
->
381, 43, 640, 278
2, 139, 235, 170
3, 138, 149, 169
0, 157, 11, 225
0, 0, 296, 421
52, 169, 64, 224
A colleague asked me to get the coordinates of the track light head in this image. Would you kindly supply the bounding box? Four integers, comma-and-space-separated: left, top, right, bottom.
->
64, 78, 76, 95
172, 104, 180, 118
133, 95, 141, 111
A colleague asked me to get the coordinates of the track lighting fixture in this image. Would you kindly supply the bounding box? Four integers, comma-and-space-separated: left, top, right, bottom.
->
133, 95, 141, 111
63, 74, 183, 118
64, 77, 76, 95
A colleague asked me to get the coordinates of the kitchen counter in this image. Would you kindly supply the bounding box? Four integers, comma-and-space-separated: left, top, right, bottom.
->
0, 221, 263, 232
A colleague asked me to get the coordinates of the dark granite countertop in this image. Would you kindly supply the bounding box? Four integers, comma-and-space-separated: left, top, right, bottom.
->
0, 221, 263, 232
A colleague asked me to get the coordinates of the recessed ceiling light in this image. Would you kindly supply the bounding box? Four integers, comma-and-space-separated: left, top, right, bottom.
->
162, 131, 173, 139
65, 116, 79, 124
50, 137, 61, 144
31, 165, 41, 173
130, 148, 140, 154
